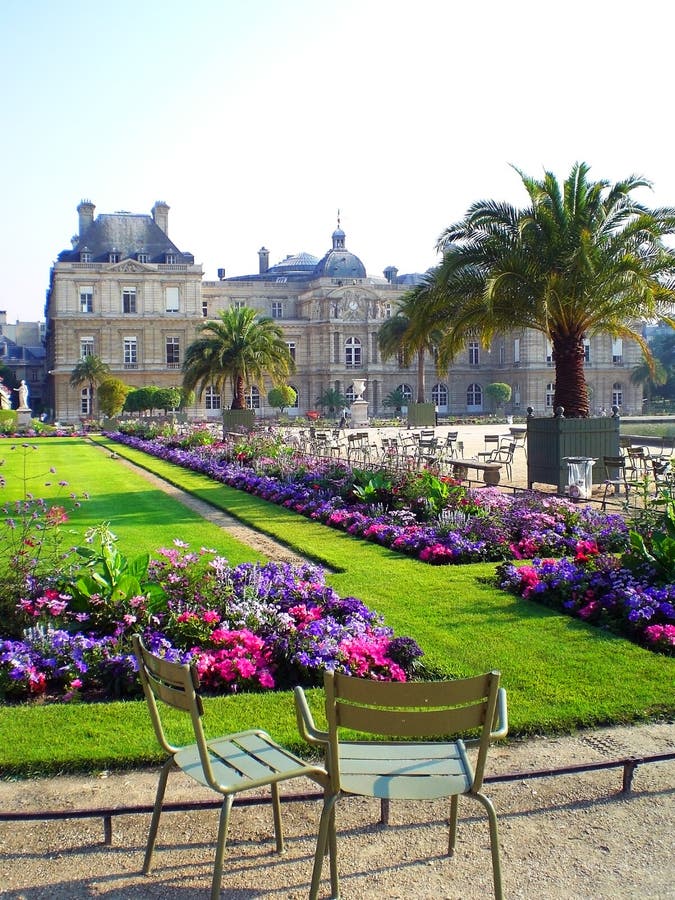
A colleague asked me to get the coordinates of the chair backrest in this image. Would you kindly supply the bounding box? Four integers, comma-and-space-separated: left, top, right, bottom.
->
132, 634, 217, 786
603, 455, 626, 479
324, 670, 501, 793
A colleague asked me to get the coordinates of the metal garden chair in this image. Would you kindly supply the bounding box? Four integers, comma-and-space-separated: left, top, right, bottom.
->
132, 634, 335, 900
295, 670, 508, 900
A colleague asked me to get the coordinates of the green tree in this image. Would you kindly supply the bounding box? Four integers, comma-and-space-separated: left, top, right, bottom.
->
433, 162, 675, 417
630, 356, 668, 403
382, 387, 409, 414
154, 387, 183, 413
97, 378, 130, 417
268, 385, 297, 415
485, 382, 512, 412
182, 307, 294, 410
123, 386, 160, 416
378, 283, 441, 404
69, 355, 111, 416
316, 387, 347, 416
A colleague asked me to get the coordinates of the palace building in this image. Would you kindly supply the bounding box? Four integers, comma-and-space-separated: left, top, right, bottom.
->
44, 201, 642, 422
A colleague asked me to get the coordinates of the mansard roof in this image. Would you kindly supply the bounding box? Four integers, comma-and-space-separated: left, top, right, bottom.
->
57, 212, 194, 264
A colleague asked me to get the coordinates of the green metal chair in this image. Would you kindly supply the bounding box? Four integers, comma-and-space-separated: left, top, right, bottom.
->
295, 670, 508, 900
132, 635, 335, 900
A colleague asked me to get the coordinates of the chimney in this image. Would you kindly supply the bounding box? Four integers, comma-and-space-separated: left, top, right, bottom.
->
152, 201, 170, 234
258, 246, 270, 274
77, 200, 95, 236
383, 266, 398, 284
217, 268, 226, 280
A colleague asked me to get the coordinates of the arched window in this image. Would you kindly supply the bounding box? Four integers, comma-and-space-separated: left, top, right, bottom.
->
204, 385, 221, 411
288, 384, 299, 408
80, 387, 92, 415
612, 382, 623, 408
545, 382, 556, 408
246, 385, 260, 410
466, 383, 482, 411
397, 384, 413, 404
432, 383, 448, 411
345, 337, 361, 368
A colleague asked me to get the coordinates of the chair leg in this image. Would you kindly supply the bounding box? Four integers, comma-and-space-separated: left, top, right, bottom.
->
472, 791, 504, 900
143, 758, 173, 874
271, 781, 285, 853
448, 795, 459, 856
310, 792, 340, 900
211, 794, 234, 900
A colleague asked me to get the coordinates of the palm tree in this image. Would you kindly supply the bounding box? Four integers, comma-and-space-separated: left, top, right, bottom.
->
378, 282, 442, 404
182, 307, 295, 409
69, 354, 111, 416
316, 387, 347, 417
432, 162, 675, 417
630, 356, 668, 404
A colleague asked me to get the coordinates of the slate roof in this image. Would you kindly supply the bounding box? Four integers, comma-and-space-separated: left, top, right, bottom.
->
57, 213, 194, 264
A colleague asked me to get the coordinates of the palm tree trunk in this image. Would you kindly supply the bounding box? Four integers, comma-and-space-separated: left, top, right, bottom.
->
553, 335, 589, 417
416, 350, 426, 404
232, 375, 246, 409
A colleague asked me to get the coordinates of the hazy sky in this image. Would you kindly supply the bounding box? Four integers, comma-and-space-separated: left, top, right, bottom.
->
2, 0, 674, 322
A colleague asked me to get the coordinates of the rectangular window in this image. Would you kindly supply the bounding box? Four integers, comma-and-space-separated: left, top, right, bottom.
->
584, 338, 591, 363
137, 253, 149, 263
165, 287, 180, 312
286, 341, 296, 362
205, 386, 221, 410
498, 344, 505, 365
109, 252, 119, 263
123, 337, 138, 369
469, 340, 479, 366
271, 301, 283, 319
202, 299, 209, 318
546, 340, 553, 365
166, 336, 180, 368
122, 288, 137, 314
165, 252, 177, 265
612, 338, 623, 365
79, 287, 93, 313
233, 300, 245, 311
514, 338, 520, 365
80, 337, 94, 358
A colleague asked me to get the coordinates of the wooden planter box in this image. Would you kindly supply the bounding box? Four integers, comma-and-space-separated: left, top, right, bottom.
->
407, 403, 436, 427
222, 408, 255, 435
527, 414, 620, 493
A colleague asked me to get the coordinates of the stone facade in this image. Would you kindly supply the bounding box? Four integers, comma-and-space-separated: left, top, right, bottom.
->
44, 202, 643, 423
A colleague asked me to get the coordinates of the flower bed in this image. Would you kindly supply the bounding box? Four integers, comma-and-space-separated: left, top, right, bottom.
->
0, 539, 423, 704
497, 541, 675, 655
107, 431, 629, 564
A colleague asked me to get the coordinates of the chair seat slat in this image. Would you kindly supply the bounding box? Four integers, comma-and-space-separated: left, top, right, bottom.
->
341, 771, 472, 800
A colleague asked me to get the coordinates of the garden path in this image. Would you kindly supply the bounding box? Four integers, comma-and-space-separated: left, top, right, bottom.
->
101, 445, 310, 566
1, 721, 673, 898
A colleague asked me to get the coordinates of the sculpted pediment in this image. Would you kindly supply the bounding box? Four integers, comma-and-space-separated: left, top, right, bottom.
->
109, 259, 153, 273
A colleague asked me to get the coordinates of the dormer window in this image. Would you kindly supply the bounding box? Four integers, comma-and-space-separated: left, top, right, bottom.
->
137, 251, 149, 263
109, 250, 120, 263
164, 251, 177, 264
80, 247, 92, 263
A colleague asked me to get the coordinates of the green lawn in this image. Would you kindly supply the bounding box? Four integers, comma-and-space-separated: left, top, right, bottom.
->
0, 436, 673, 776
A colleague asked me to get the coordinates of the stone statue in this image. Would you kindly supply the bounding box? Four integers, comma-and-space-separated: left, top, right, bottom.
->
14, 379, 30, 410
0, 377, 11, 410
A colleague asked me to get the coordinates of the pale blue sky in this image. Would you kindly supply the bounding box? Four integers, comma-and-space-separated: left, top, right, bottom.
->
2, 0, 674, 322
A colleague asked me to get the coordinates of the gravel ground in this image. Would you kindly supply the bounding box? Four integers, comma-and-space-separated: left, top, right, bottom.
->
1, 722, 674, 899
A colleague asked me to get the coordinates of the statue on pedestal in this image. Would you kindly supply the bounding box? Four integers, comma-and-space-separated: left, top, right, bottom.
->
0, 377, 11, 410
14, 379, 30, 410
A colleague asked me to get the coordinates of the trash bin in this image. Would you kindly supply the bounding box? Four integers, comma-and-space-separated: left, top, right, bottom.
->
563, 456, 596, 500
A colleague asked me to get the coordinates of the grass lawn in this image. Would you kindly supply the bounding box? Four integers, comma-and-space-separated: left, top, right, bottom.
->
0, 436, 673, 776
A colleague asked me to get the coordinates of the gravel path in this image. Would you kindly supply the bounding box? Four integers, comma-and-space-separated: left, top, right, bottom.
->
1, 722, 673, 898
